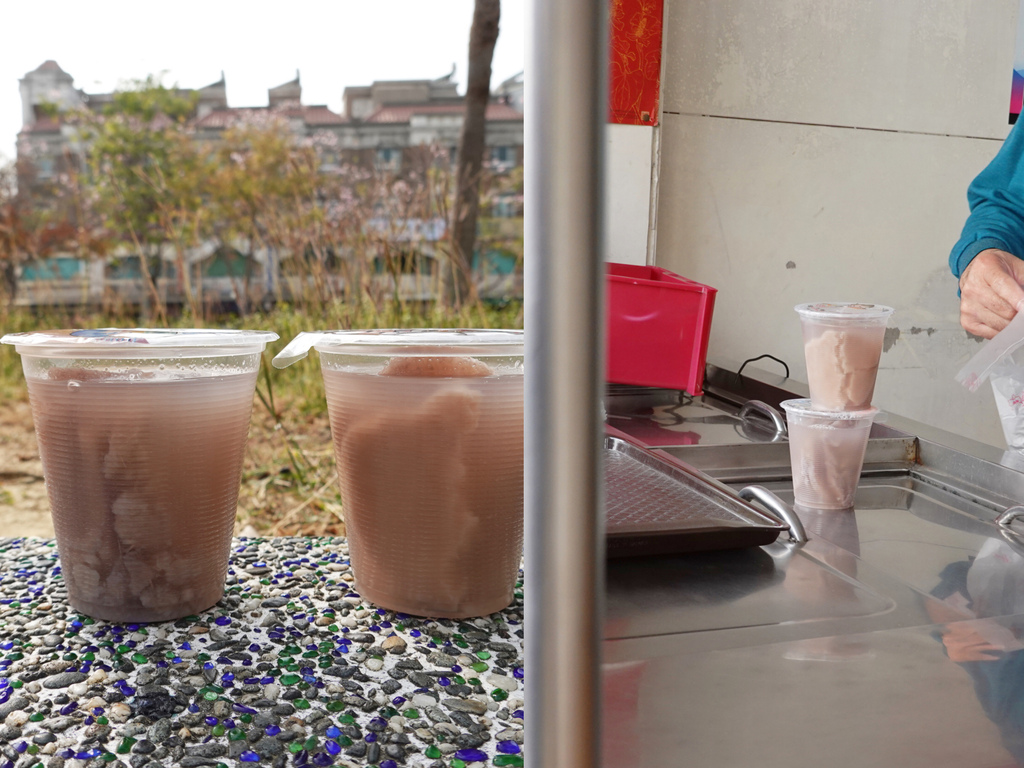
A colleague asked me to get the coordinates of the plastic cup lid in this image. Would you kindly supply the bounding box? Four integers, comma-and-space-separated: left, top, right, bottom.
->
273, 328, 523, 368
1, 328, 279, 353
780, 398, 878, 421
794, 302, 894, 321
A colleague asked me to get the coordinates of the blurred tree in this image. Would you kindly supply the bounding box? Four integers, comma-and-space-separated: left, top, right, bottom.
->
77, 77, 205, 319
208, 116, 326, 313
0, 161, 77, 308
448, 0, 501, 309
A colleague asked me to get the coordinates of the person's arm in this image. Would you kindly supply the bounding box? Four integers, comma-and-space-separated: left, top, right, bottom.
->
950, 123, 1024, 338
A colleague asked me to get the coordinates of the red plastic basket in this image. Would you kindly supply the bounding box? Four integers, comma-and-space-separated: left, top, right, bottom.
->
606, 262, 717, 395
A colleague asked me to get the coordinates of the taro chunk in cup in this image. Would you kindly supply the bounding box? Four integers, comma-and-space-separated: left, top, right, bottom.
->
1, 328, 278, 622
782, 399, 877, 510
273, 329, 524, 618
795, 303, 894, 411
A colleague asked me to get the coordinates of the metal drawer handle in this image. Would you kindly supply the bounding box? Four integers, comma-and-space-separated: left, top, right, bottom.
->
997, 506, 1024, 527
739, 400, 787, 437
739, 485, 808, 544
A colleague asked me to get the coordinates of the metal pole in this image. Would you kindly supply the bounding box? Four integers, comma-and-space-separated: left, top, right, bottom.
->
525, 0, 606, 764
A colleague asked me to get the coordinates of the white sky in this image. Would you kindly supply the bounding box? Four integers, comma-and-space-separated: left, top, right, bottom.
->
0, 0, 525, 162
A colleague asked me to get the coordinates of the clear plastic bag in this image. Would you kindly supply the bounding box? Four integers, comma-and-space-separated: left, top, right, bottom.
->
990, 348, 1024, 450
956, 300, 1024, 392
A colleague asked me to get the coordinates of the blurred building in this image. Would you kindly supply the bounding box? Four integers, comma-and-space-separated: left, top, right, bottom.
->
17, 60, 524, 182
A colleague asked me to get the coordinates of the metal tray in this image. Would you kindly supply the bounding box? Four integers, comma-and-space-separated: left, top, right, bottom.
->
605, 436, 791, 557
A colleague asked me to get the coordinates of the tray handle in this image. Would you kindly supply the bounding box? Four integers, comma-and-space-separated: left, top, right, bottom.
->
738, 485, 808, 544
739, 400, 787, 438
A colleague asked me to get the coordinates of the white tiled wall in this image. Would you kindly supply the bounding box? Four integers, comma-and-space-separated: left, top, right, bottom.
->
653, 0, 1020, 445
604, 124, 656, 266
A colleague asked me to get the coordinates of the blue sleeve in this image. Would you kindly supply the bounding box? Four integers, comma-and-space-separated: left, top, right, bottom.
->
949, 121, 1024, 278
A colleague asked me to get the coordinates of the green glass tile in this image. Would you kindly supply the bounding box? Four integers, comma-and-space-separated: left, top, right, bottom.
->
493, 756, 524, 767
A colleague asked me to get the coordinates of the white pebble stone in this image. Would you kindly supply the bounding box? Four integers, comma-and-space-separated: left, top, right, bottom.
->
87, 670, 108, 685
364, 658, 384, 672
6, 711, 30, 727
264, 684, 281, 700
68, 682, 88, 697
339, 617, 356, 628
84, 696, 107, 710
411, 694, 436, 708
389, 715, 404, 733
25, 682, 41, 693
457, 655, 476, 667
40, 743, 56, 755
486, 674, 517, 691
439, 743, 457, 755
354, 609, 370, 619
108, 702, 132, 723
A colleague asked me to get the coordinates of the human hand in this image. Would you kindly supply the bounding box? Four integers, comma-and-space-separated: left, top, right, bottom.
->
959, 249, 1024, 338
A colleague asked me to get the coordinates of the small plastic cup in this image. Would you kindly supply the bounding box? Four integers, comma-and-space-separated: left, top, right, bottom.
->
781, 399, 877, 510
0, 328, 278, 622
795, 303, 894, 411
273, 329, 524, 618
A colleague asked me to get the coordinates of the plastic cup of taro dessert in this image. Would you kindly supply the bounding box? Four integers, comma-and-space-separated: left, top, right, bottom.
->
795, 302, 894, 411
781, 398, 877, 510
273, 329, 524, 619
0, 328, 278, 622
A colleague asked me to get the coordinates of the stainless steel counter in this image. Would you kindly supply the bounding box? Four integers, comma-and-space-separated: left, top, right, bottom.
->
603, 361, 1024, 768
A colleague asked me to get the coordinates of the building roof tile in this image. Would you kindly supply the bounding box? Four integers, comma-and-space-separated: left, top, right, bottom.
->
194, 105, 348, 130
365, 102, 523, 124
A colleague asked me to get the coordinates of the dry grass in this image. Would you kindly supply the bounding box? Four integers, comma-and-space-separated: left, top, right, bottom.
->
238, 404, 343, 537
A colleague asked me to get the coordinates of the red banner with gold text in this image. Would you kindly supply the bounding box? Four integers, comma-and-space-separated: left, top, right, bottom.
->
609, 0, 664, 125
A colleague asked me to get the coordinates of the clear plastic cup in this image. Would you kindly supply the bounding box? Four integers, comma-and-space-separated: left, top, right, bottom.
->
273, 329, 524, 618
0, 328, 278, 622
781, 399, 877, 510
795, 303, 894, 411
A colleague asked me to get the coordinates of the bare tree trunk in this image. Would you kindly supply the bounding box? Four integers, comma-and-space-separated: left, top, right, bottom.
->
447, 0, 500, 309
1, 258, 16, 309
